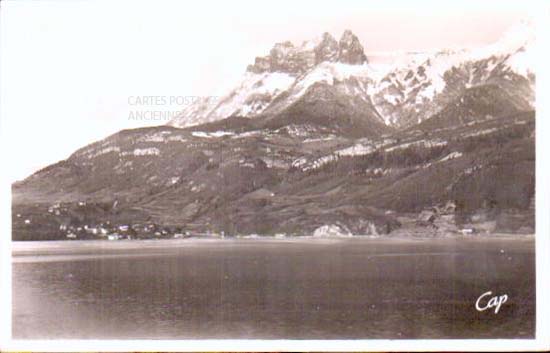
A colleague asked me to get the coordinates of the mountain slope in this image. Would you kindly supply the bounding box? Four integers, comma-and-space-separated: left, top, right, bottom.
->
414, 84, 531, 131
259, 81, 390, 138
369, 19, 535, 127
13, 106, 535, 240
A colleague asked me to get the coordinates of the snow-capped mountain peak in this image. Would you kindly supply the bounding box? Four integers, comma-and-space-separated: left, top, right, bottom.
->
365, 19, 535, 126
169, 21, 535, 129
169, 30, 372, 128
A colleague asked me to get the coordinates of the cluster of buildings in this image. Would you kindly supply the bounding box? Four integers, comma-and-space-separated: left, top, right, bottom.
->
59, 221, 196, 240
416, 200, 486, 235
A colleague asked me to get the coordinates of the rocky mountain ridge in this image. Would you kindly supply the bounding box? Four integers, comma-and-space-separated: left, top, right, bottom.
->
169, 20, 534, 129
247, 30, 368, 75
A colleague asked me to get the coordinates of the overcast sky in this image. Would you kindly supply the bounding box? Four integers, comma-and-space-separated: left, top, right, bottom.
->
0, 0, 538, 182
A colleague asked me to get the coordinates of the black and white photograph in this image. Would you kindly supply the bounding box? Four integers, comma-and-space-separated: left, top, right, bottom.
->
1, 0, 549, 351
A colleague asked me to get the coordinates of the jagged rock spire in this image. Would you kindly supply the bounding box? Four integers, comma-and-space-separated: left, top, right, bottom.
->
338, 30, 368, 65
314, 32, 339, 64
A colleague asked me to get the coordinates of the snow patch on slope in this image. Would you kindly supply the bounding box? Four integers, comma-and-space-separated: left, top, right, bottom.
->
169, 72, 296, 128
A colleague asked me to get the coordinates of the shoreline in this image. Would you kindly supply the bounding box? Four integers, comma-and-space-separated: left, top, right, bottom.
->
12, 233, 535, 258
11, 231, 535, 243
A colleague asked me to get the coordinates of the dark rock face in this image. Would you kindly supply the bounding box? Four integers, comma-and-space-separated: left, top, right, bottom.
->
247, 40, 314, 74
338, 30, 368, 65
247, 30, 367, 74
314, 32, 339, 64
262, 81, 390, 138
270, 41, 315, 74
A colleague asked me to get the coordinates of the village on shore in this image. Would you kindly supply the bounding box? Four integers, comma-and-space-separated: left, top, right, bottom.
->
13, 197, 534, 241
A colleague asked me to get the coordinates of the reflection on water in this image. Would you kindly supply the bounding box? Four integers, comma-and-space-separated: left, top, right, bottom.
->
12, 237, 535, 339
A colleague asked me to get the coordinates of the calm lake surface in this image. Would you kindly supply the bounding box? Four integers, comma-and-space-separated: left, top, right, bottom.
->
12, 237, 535, 339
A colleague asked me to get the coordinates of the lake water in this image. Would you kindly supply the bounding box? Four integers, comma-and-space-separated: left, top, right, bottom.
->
12, 237, 535, 339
